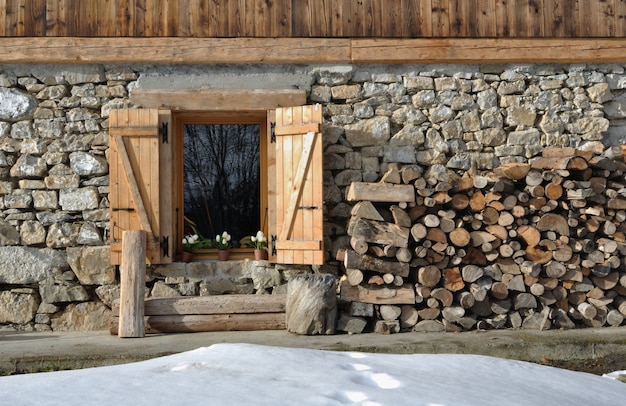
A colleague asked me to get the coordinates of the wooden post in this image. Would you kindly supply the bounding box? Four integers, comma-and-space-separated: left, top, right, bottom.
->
118, 230, 146, 338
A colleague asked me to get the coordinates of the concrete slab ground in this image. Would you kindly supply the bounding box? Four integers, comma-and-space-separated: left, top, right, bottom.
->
1, 327, 626, 375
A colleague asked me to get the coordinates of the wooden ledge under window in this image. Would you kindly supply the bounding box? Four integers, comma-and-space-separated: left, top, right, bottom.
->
131, 88, 307, 111
189, 248, 259, 261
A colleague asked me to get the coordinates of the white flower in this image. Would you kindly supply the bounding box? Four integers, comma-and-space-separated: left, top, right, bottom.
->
251, 236, 257, 242
182, 237, 189, 245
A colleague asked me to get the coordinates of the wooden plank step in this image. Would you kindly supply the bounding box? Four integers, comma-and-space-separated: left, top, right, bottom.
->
109, 294, 287, 334
111, 294, 286, 316
110, 313, 286, 334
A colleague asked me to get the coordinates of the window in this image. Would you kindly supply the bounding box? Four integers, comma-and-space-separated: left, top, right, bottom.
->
108, 104, 324, 266
174, 113, 268, 260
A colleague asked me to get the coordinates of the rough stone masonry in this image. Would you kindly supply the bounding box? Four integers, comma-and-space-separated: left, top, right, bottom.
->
1, 62, 626, 332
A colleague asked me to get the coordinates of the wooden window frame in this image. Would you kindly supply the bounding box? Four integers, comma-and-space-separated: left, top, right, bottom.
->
173, 111, 269, 261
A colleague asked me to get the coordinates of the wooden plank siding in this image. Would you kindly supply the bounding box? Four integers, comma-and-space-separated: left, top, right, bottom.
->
2, 0, 626, 38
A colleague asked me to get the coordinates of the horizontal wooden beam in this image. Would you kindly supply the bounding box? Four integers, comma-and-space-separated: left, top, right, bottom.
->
131, 88, 307, 111
351, 38, 626, 64
110, 313, 286, 334
112, 294, 286, 315
0, 37, 351, 64
2, 37, 626, 64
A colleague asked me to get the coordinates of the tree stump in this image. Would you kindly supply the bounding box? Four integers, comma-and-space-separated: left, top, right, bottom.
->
286, 274, 337, 335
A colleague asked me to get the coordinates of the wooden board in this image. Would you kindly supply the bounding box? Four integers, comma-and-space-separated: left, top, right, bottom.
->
346, 182, 415, 203
5, 0, 626, 38
112, 294, 286, 316
131, 89, 307, 112
339, 279, 415, 305
3, 37, 626, 65
110, 313, 286, 334
344, 249, 410, 277
110, 294, 287, 334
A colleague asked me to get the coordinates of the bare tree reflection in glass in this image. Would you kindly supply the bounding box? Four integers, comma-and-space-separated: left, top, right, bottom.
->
184, 124, 260, 246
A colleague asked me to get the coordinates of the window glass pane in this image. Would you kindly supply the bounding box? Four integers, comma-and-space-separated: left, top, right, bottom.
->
183, 124, 260, 246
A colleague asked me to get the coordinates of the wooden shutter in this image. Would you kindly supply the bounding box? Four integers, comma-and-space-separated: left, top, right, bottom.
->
109, 109, 174, 265
268, 105, 324, 265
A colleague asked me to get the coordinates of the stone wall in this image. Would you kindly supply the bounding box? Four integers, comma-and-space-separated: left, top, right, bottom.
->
1, 63, 625, 332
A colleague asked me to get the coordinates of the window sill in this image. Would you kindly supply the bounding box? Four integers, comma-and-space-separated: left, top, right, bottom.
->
183, 248, 259, 261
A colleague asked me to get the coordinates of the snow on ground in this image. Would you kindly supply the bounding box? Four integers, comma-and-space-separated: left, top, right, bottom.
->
1, 343, 625, 405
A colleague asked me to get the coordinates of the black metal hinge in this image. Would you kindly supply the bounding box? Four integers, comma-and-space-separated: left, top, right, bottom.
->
161, 236, 169, 258
160, 122, 169, 143
270, 122, 276, 143
271, 234, 277, 256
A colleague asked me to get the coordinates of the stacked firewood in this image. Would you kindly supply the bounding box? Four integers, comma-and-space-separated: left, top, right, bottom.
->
338, 146, 626, 333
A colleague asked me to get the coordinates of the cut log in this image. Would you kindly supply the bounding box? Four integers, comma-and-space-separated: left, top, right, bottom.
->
545, 261, 567, 278
490, 282, 509, 300
442, 306, 465, 322
347, 182, 415, 203
348, 217, 410, 248
525, 246, 553, 264
345, 268, 364, 286
418, 265, 442, 287
339, 279, 416, 304
442, 267, 465, 292
395, 247, 412, 263
531, 156, 588, 170
542, 146, 593, 160
382, 273, 396, 284
577, 302, 597, 320
514, 293, 538, 310
368, 275, 385, 285
449, 228, 471, 247
503, 274, 525, 292
411, 223, 428, 241
469, 191, 486, 211
350, 200, 384, 221
470, 231, 497, 247
344, 249, 410, 277
401, 166, 422, 184
431, 288, 454, 307
525, 170, 544, 186
545, 182, 563, 200
390, 205, 412, 227
461, 265, 484, 283
450, 194, 470, 210
458, 291, 476, 309
494, 162, 531, 181
536, 213, 570, 236
380, 305, 402, 321
381, 165, 401, 184
350, 236, 369, 255
400, 305, 419, 328
482, 207, 500, 225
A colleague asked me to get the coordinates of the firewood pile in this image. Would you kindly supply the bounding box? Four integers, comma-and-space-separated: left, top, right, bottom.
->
338, 146, 626, 333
